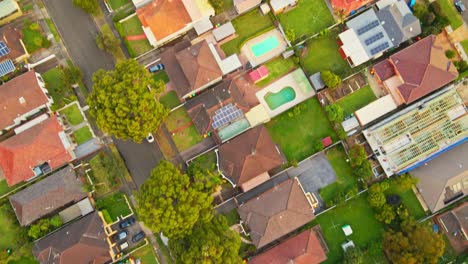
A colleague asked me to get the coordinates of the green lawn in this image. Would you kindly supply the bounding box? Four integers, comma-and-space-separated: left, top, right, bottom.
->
125, 39, 153, 58
107, 0, 129, 10
189, 151, 217, 172
159, 91, 180, 109
256, 57, 297, 87
437, 0, 463, 29
153, 70, 170, 84
301, 30, 352, 77
89, 150, 125, 196
319, 145, 358, 205
461, 40, 468, 55
316, 194, 386, 264
116, 15, 144, 36
265, 97, 337, 162
60, 104, 84, 125
0, 180, 12, 196
73, 126, 93, 145
335, 85, 377, 116
278, 0, 334, 39
22, 23, 50, 54
21, 3, 34, 12
132, 245, 159, 264
165, 108, 202, 151
220, 10, 274, 56
96, 192, 132, 223
45, 18, 60, 42
42, 68, 74, 108
385, 180, 426, 219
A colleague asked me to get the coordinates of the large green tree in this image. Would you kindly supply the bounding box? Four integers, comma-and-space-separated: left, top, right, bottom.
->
321, 70, 342, 89
88, 59, 168, 142
384, 219, 445, 264
72, 0, 100, 15
170, 215, 242, 264
136, 161, 214, 239
325, 104, 344, 123
96, 25, 120, 55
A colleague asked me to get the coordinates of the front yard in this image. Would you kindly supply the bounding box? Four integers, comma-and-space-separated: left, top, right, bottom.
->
278, 0, 334, 40
95, 192, 132, 223
164, 108, 203, 151
159, 91, 180, 109
131, 245, 159, 264
335, 85, 377, 116
115, 15, 153, 57
72, 126, 93, 145
107, 0, 130, 10
220, 10, 274, 56
189, 151, 217, 172
256, 57, 297, 87
437, 0, 463, 29
22, 22, 50, 54
59, 104, 84, 125
266, 97, 337, 162
42, 67, 75, 108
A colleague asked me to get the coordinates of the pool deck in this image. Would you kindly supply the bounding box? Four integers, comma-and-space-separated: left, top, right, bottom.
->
256, 69, 316, 118
240, 29, 287, 67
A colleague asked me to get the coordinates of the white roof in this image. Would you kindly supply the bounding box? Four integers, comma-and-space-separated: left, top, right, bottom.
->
338, 30, 370, 66
213, 22, 236, 42
342, 116, 360, 132
355, 94, 397, 126
193, 17, 213, 35
376, 0, 397, 9
208, 42, 242, 75
270, 0, 297, 11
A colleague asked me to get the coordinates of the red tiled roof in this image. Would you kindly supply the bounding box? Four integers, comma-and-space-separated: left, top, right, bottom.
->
249, 228, 327, 264
249, 65, 269, 82
136, 0, 192, 42
0, 116, 72, 186
331, 0, 373, 15
0, 71, 49, 130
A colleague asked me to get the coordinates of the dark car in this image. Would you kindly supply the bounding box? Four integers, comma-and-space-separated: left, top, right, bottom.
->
455, 0, 466, 13
119, 217, 135, 229
115, 230, 128, 241
149, 63, 164, 73
132, 231, 146, 243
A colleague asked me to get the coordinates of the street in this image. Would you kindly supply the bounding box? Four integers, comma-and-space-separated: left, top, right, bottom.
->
461, 0, 468, 24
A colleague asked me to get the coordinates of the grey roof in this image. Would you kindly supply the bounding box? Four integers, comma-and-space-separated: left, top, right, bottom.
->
9, 166, 87, 226
439, 203, 468, 235
309, 72, 325, 91
213, 22, 235, 42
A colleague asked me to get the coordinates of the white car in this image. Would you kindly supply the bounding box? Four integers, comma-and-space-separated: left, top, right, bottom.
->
146, 133, 154, 143
119, 241, 129, 251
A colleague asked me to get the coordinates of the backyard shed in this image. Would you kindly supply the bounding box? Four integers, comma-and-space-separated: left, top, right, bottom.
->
270, 0, 298, 14
355, 94, 397, 126
213, 22, 236, 42
309, 72, 326, 91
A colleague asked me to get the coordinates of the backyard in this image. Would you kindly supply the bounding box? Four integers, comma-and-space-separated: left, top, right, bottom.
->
131, 245, 159, 264
385, 179, 427, 219
72, 126, 93, 145
437, 0, 463, 29
95, 192, 132, 223
59, 104, 84, 126
316, 194, 387, 264
21, 22, 50, 54
335, 85, 377, 116
42, 67, 75, 108
164, 108, 203, 151
319, 145, 358, 205
266, 97, 337, 162
115, 15, 152, 57
278, 0, 334, 40
220, 10, 274, 56
256, 57, 297, 87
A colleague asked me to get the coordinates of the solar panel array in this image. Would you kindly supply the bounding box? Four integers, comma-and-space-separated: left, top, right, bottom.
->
212, 103, 243, 129
370, 42, 390, 56
0, 59, 15, 77
0, 41, 9, 57
365, 32, 384, 46
357, 20, 380, 35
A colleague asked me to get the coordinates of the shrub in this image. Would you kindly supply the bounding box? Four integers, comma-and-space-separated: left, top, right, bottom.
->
445, 50, 456, 59
337, 126, 347, 140
285, 29, 296, 43
455, 60, 468, 72
73, 0, 100, 15
375, 204, 396, 224
208, 0, 224, 14
353, 160, 373, 179
422, 12, 436, 26
344, 246, 364, 264
29, 23, 40, 31
33, 37, 43, 47
348, 145, 367, 167
325, 104, 344, 123
368, 182, 389, 209
321, 70, 342, 89
395, 174, 419, 191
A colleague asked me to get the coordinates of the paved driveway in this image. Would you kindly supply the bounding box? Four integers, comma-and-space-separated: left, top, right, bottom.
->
43, 0, 114, 89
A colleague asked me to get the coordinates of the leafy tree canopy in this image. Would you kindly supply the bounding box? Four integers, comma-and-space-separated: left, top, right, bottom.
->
72, 0, 99, 15
325, 104, 344, 123
136, 161, 215, 239
321, 70, 342, 89
96, 25, 120, 55
88, 59, 168, 142
349, 145, 367, 167
343, 246, 364, 264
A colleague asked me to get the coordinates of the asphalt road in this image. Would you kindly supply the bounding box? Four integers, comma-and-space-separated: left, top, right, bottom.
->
461, 0, 468, 24
42, 0, 114, 89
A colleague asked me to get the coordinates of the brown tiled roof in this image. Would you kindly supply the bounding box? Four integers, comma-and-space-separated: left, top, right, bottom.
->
249, 228, 327, 264
0, 70, 49, 130
218, 126, 284, 186
33, 212, 111, 264
238, 179, 315, 248
0, 116, 73, 186
136, 0, 192, 41
175, 40, 222, 93
9, 166, 86, 226
384, 35, 458, 104
161, 40, 191, 99
0, 24, 27, 61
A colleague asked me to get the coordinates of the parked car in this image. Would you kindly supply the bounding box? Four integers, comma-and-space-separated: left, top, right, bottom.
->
146, 133, 154, 143
119, 241, 129, 251
455, 0, 466, 13
149, 63, 164, 73
132, 231, 146, 243
119, 217, 135, 229
115, 230, 128, 241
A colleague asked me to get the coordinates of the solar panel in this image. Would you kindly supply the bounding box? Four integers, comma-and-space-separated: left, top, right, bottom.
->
0, 41, 9, 57
370, 42, 390, 56
364, 32, 384, 46
0, 59, 15, 77
212, 103, 244, 129
357, 20, 380, 35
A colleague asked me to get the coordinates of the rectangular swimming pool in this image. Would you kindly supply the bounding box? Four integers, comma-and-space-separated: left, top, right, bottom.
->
251, 36, 280, 57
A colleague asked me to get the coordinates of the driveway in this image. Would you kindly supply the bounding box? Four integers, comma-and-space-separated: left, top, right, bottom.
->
113, 138, 164, 188
42, 0, 115, 89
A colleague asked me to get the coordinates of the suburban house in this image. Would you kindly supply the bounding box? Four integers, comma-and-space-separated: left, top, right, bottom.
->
185, 78, 251, 143
0, 70, 52, 132
33, 212, 112, 264
238, 178, 316, 248
373, 35, 458, 105
338, 0, 421, 67
248, 227, 328, 264
136, 0, 214, 47
436, 203, 468, 253
234, 0, 262, 14
0, 0, 22, 26
330, 0, 373, 16
0, 25, 29, 77
412, 143, 467, 213
363, 87, 467, 177
9, 165, 87, 226
0, 115, 74, 186
218, 126, 285, 191
269, 0, 298, 14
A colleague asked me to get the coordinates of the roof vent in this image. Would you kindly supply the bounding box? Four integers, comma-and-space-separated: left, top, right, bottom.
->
410, 27, 413, 32
19, 97, 25, 104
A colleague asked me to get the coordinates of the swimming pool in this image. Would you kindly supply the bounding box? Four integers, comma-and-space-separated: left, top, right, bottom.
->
251, 36, 280, 57
264, 87, 296, 110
